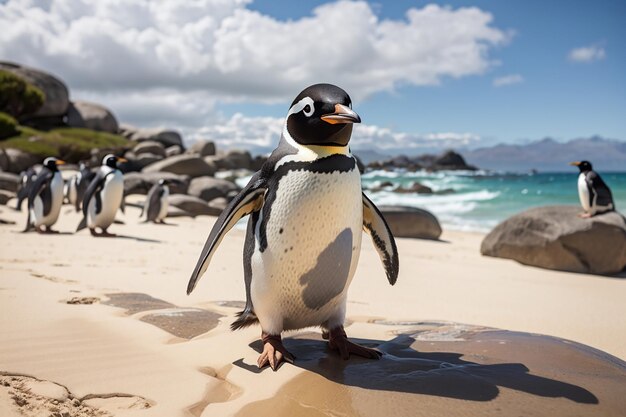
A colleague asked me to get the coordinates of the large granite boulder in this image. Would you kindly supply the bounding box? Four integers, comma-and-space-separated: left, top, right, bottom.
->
0, 61, 69, 120
379, 205, 442, 240
126, 127, 183, 148
188, 140, 216, 157
168, 194, 215, 217
205, 149, 253, 171
143, 154, 216, 178
124, 172, 189, 196
133, 140, 166, 158
0, 172, 19, 192
481, 205, 626, 274
1, 148, 41, 173
188, 177, 240, 202
66, 101, 119, 133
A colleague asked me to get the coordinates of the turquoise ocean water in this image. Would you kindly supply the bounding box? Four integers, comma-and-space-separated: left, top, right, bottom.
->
361, 170, 626, 232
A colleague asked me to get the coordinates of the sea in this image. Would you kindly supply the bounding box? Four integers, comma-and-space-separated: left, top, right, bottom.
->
361, 170, 626, 233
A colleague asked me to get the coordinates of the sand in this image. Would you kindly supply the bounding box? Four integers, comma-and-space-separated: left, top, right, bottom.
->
1, 199, 625, 416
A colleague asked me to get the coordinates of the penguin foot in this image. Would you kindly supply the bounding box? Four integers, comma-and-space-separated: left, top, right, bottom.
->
578, 212, 592, 218
89, 228, 98, 236
257, 332, 295, 371
325, 326, 382, 360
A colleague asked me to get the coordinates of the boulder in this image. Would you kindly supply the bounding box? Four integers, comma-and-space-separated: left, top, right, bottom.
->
188, 140, 216, 157
118, 123, 137, 139
481, 205, 626, 274
433, 150, 476, 171
133, 153, 163, 170
207, 197, 229, 216
143, 154, 216, 178
168, 194, 215, 216
124, 172, 189, 196
133, 140, 166, 157
165, 145, 183, 157
66, 100, 119, 133
393, 182, 433, 194
204, 155, 236, 171
0, 61, 69, 120
2, 148, 41, 173
188, 177, 241, 202
0, 172, 19, 192
0, 189, 14, 205
129, 127, 183, 148
166, 206, 195, 218
0, 148, 9, 171
379, 205, 442, 240
226, 149, 253, 170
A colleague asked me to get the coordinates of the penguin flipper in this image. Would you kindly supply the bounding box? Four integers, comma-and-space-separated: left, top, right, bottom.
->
186, 174, 266, 295
76, 216, 87, 232
362, 192, 399, 285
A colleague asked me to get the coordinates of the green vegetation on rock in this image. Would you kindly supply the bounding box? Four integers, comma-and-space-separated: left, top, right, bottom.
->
0, 69, 45, 119
0, 126, 129, 162
0, 112, 18, 140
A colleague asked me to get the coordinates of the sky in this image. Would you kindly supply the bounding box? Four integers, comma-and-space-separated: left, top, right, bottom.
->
0, 0, 624, 154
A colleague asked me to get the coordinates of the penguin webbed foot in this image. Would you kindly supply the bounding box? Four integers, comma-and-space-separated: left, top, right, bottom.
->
578, 212, 592, 218
325, 326, 382, 360
258, 332, 295, 371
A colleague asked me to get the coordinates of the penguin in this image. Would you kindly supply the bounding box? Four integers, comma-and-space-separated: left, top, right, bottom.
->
569, 160, 615, 217
23, 157, 66, 233
77, 154, 126, 236
186, 84, 399, 370
15, 166, 37, 211
140, 179, 172, 224
67, 162, 95, 212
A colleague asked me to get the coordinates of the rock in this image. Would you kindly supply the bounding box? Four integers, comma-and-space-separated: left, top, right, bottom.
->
168, 194, 215, 216
133, 140, 166, 158
2, 148, 41, 173
118, 123, 137, 139
124, 172, 189, 196
207, 197, 229, 216
226, 149, 253, 170
0, 148, 9, 171
204, 155, 236, 171
133, 153, 163, 170
66, 100, 119, 133
481, 205, 626, 275
165, 145, 183, 157
251, 155, 267, 171
0, 190, 14, 205
0, 172, 19, 192
129, 127, 183, 148
166, 206, 195, 218
188, 140, 216, 157
0, 61, 69, 120
188, 177, 241, 202
393, 182, 433, 194
433, 150, 477, 171
379, 205, 442, 239
143, 154, 216, 178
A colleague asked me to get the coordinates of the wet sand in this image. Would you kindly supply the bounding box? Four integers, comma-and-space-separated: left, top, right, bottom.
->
0, 200, 625, 416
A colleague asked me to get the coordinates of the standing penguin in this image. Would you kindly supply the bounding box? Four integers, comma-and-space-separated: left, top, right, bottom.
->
77, 154, 126, 236
67, 162, 95, 212
569, 160, 615, 217
140, 179, 172, 224
15, 166, 37, 211
186, 84, 399, 370
23, 157, 66, 233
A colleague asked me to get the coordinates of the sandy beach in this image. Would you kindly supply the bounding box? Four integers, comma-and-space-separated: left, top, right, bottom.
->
1, 200, 625, 416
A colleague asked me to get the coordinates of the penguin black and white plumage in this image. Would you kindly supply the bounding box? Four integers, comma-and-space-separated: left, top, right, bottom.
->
76, 154, 126, 236
16, 166, 38, 211
23, 157, 66, 233
140, 179, 170, 224
570, 160, 615, 217
186, 84, 399, 370
67, 162, 95, 212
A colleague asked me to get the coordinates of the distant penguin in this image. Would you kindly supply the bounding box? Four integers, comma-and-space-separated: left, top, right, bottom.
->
23, 158, 66, 233
67, 162, 95, 212
570, 160, 615, 217
77, 154, 126, 236
16, 166, 37, 211
140, 179, 171, 224
186, 84, 399, 370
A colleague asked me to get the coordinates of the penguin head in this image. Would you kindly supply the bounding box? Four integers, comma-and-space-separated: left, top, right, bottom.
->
43, 157, 65, 172
570, 160, 592, 172
286, 83, 360, 147
102, 154, 127, 169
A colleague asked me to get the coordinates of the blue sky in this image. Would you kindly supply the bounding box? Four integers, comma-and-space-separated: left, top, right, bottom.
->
1, 0, 624, 152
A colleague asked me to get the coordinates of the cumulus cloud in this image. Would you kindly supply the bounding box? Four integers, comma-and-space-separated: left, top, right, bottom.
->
492, 73, 523, 87
568, 45, 606, 63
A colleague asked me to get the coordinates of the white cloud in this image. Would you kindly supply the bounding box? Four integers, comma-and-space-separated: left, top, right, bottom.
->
492, 73, 523, 87
568, 45, 606, 63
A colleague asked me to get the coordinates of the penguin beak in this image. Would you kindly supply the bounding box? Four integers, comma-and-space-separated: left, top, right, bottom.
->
117, 157, 128, 163
321, 104, 361, 125
55, 160, 66, 165
569, 161, 581, 166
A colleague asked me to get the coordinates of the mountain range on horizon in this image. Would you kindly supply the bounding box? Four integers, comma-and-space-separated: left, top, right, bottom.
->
354, 136, 626, 172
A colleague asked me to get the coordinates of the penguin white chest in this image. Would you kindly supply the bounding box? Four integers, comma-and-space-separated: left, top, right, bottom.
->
157, 186, 169, 221
578, 173, 591, 211
32, 172, 64, 227
250, 166, 363, 332
88, 170, 123, 229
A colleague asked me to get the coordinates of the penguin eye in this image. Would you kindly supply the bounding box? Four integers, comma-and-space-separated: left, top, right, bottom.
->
303, 104, 313, 117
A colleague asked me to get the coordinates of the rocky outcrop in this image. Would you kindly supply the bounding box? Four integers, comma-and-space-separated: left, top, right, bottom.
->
122, 125, 184, 148
379, 205, 442, 240
0, 189, 14, 205
367, 150, 476, 172
168, 194, 215, 217
66, 101, 119, 133
0, 172, 20, 192
1, 148, 41, 173
481, 205, 626, 275
187, 177, 241, 202
188, 140, 216, 157
124, 172, 189, 196
133, 141, 166, 158
142, 155, 216, 178
393, 182, 433, 194
0, 61, 69, 122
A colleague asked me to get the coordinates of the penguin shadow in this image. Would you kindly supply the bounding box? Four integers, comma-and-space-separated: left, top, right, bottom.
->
99, 234, 162, 243
237, 333, 598, 404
